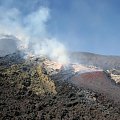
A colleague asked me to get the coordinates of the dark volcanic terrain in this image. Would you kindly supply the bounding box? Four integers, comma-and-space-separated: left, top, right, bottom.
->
0, 53, 120, 120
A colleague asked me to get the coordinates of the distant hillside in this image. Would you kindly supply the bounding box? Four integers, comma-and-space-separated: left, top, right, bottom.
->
69, 52, 120, 69
0, 35, 18, 57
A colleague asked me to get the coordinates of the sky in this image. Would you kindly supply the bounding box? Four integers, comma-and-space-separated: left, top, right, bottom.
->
48, 0, 120, 55
0, 0, 120, 56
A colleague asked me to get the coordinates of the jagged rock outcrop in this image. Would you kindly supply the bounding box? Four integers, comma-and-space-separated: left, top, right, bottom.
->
106, 69, 120, 85
0, 55, 57, 95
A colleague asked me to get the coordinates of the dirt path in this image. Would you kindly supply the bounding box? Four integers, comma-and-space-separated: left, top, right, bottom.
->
70, 71, 120, 103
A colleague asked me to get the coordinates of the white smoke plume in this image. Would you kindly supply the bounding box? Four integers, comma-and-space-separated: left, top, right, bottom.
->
0, 2, 69, 64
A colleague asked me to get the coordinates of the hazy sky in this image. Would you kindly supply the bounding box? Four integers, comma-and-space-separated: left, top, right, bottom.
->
0, 0, 120, 55
48, 0, 120, 55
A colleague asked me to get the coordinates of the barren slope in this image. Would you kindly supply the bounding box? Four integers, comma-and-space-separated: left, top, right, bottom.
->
0, 53, 120, 120
69, 52, 120, 69
70, 71, 120, 103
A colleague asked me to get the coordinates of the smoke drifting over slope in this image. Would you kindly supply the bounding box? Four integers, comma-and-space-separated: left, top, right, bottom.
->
0, 1, 69, 64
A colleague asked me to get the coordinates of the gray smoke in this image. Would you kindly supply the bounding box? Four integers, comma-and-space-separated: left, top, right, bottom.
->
0, 0, 69, 64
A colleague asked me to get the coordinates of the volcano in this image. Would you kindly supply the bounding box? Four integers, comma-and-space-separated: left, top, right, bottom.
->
0, 35, 120, 120
0, 51, 120, 119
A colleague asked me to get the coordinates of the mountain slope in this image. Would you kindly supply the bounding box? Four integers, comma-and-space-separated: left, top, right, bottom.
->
0, 35, 18, 57
69, 52, 120, 69
0, 53, 120, 119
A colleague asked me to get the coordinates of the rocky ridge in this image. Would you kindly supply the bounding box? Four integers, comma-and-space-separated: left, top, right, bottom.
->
0, 53, 120, 120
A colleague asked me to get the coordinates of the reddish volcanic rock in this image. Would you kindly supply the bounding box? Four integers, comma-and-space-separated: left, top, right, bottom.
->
70, 71, 120, 103
79, 71, 104, 80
